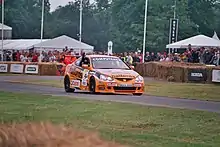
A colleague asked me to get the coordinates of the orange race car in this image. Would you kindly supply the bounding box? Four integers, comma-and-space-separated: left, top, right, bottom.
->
64, 55, 144, 96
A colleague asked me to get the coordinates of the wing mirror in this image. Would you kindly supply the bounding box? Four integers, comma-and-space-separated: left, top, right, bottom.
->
130, 65, 135, 70
82, 64, 89, 69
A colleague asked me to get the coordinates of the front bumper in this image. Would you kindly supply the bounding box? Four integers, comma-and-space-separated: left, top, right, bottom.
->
95, 80, 144, 94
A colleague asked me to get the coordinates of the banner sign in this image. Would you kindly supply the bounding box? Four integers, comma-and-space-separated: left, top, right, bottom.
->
188, 69, 207, 82
0, 64, 8, 73
10, 64, 24, 73
169, 18, 179, 44
25, 65, 39, 74
212, 70, 220, 83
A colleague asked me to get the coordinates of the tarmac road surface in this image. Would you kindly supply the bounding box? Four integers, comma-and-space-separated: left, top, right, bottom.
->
0, 75, 220, 113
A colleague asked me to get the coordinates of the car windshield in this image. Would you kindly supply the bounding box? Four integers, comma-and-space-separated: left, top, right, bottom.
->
91, 57, 130, 69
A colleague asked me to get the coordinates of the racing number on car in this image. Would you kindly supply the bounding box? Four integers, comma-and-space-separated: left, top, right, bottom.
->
82, 69, 89, 86
70, 80, 80, 87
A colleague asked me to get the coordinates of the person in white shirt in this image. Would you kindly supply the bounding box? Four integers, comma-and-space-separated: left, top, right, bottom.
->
159, 55, 166, 61
20, 54, 25, 62
49, 54, 56, 62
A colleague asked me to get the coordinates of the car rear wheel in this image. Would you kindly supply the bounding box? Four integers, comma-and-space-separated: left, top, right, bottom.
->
64, 76, 75, 93
133, 93, 143, 96
89, 78, 96, 94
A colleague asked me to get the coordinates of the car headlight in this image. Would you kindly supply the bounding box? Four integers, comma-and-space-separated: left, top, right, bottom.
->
100, 75, 113, 81
135, 76, 144, 83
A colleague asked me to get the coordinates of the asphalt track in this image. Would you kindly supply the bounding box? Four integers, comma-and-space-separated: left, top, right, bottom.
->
0, 75, 220, 113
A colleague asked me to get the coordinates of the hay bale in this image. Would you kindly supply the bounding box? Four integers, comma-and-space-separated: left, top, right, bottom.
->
39, 63, 56, 75
135, 61, 220, 83
134, 63, 144, 75
170, 66, 185, 82
147, 62, 157, 77
0, 122, 127, 147
39, 63, 65, 76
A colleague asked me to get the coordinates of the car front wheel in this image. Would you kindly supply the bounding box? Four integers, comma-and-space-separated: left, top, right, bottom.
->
64, 76, 75, 93
89, 78, 96, 94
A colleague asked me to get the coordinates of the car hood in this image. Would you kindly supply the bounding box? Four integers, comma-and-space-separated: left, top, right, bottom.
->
94, 69, 139, 78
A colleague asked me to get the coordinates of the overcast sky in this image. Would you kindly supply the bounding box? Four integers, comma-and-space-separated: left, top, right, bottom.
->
50, 0, 94, 11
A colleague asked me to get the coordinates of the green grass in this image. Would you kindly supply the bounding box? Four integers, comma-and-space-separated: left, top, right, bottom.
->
0, 91, 220, 147
145, 81, 220, 101
7, 79, 220, 101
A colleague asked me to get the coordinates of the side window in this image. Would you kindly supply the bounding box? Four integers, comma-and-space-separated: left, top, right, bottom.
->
83, 57, 90, 65
75, 57, 82, 66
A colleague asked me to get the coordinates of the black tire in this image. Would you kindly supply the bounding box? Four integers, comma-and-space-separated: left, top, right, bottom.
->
89, 78, 96, 94
133, 93, 143, 96
64, 76, 75, 93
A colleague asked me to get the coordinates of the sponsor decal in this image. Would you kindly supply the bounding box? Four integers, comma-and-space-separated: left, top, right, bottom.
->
70, 80, 80, 87
10, 64, 24, 73
212, 70, 220, 83
91, 57, 119, 61
0, 64, 8, 73
25, 65, 39, 74
119, 84, 133, 87
134, 84, 142, 87
112, 74, 135, 78
188, 69, 207, 82
27, 67, 36, 71
191, 73, 203, 77
107, 82, 117, 86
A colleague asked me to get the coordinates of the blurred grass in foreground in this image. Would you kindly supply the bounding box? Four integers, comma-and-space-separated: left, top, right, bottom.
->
0, 91, 220, 147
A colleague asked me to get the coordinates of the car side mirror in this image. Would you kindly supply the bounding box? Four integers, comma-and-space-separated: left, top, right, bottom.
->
82, 64, 89, 69
130, 65, 135, 70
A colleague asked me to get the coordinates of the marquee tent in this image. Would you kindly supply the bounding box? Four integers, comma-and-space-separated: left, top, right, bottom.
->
0, 23, 12, 30
34, 35, 94, 52
166, 35, 220, 48
212, 31, 220, 40
0, 39, 49, 50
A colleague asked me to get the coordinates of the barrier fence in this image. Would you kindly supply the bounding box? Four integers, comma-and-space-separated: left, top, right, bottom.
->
1, 61, 220, 83
135, 62, 220, 84
0, 62, 66, 76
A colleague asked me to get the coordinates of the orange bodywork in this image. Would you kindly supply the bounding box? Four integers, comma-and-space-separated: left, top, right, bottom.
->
64, 55, 144, 95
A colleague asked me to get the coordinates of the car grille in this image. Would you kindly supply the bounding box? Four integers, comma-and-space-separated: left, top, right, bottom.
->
113, 87, 136, 91
115, 78, 133, 82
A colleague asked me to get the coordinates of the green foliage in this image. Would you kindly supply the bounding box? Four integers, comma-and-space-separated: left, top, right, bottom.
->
1, 0, 220, 52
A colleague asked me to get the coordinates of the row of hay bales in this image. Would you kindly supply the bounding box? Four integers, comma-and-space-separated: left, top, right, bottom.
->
0, 62, 66, 76
135, 62, 220, 83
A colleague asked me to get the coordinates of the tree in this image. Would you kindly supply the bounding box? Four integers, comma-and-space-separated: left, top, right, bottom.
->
2, 0, 220, 52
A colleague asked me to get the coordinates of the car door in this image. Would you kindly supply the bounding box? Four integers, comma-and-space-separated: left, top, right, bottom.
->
72, 57, 90, 88
81, 57, 90, 87
68, 57, 82, 89
73, 57, 83, 80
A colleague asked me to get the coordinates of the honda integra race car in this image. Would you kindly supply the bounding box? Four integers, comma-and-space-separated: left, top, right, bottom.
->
64, 55, 144, 96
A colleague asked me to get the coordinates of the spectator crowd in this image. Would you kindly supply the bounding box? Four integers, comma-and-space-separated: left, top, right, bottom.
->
1, 44, 220, 66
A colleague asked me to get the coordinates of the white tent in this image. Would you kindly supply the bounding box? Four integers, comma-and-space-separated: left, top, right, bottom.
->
212, 31, 220, 40
166, 35, 220, 48
34, 35, 94, 52
0, 23, 12, 30
0, 39, 49, 50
